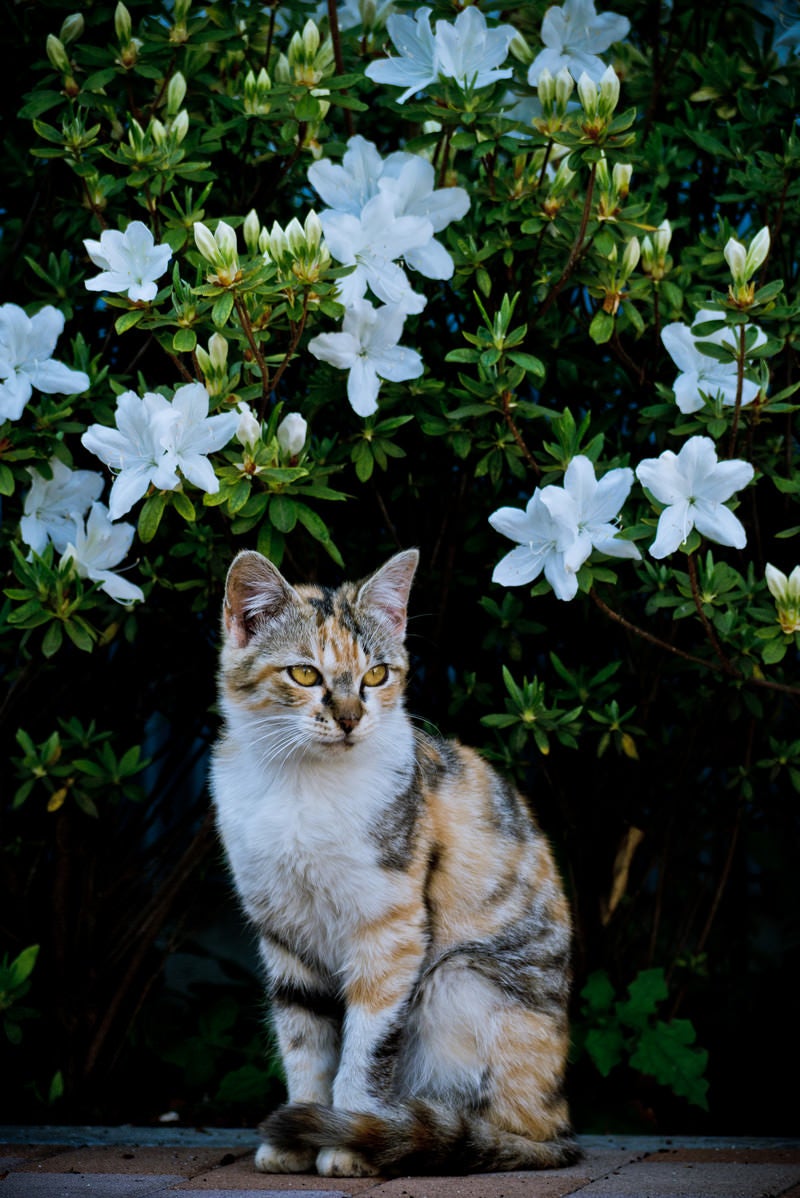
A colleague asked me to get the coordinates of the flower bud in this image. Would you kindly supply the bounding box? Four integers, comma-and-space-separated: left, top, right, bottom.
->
745, 225, 770, 276
621, 236, 641, 280
115, 1, 133, 44
724, 236, 748, 286
193, 220, 222, 263
166, 71, 187, 116
236, 402, 261, 452
536, 68, 556, 110
765, 563, 800, 635
170, 109, 189, 143
508, 29, 534, 66
277, 412, 308, 456
577, 71, 598, 118
598, 65, 620, 117
554, 67, 575, 111
46, 34, 71, 75
243, 209, 261, 255
59, 13, 85, 44
613, 162, 632, 200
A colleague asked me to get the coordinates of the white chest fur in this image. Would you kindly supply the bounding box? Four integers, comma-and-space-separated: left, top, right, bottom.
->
211, 728, 414, 973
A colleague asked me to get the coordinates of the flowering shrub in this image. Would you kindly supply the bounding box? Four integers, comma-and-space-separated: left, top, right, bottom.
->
1, 0, 799, 1131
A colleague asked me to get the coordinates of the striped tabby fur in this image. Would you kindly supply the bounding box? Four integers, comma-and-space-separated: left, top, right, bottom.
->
210, 548, 578, 1177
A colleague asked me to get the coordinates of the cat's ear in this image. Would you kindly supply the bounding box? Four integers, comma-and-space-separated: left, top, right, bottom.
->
223, 550, 298, 648
357, 549, 419, 637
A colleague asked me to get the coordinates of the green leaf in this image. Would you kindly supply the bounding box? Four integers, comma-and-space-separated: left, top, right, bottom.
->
212, 291, 234, 327
617, 967, 669, 1028
138, 491, 168, 543
172, 327, 197, 353
8, 945, 40, 988
41, 621, 64, 658
269, 494, 298, 533
114, 309, 147, 334
584, 1026, 626, 1076
0, 463, 14, 495
507, 351, 545, 376
589, 309, 615, 345
630, 1020, 709, 1109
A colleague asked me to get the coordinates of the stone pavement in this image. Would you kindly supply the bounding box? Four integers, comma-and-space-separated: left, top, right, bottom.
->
1, 1126, 799, 1198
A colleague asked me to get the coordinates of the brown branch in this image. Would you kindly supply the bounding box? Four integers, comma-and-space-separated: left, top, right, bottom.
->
501, 389, 540, 477
233, 293, 271, 402
534, 159, 598, 325
686, 552, 735, 674
267, 291, 310, 403
727, 322, 747, 459
327, 0, 354, 137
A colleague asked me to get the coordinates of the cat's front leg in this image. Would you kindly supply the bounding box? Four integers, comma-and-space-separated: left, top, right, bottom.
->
256, 936, 341, 1174
332, 901, 427, 1113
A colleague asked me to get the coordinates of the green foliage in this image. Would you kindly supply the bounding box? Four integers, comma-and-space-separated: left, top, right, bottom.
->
1, 0, 798, 1133
576, 968, 709, 1111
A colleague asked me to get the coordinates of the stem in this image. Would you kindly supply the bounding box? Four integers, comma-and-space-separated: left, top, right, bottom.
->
327, 0, 354, 138
727, 322, 747, 458
686, 552, 735, 674
591, 587, 800, 700
534, 159, 597, 324
501, 389, 540, 477
436, 126, 454, 190
267, 290, 310, 404
233, 293, 271, 401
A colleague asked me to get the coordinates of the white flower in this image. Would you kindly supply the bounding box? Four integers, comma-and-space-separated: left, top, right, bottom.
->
661, 308, 767, 414
82, 389, 180, 519
62, 502, 144, 605
635, 435, 754, 559
563, 454, 641, 562
364, 5, 515, 103
489, 487, 587, 601
20, 458, 104, 555
308, 298, 423, 417
319, 192, 432, 312
0, 304, 90, 423
276, 412, 308, 456
160, 383, 240, 494
364, 7, 439, 102
84, 221, 172, 302
528, 0, 630, 85
309, 136, 469, 284
434, 7, 516, 91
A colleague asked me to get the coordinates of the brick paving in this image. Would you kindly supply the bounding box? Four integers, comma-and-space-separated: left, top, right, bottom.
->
1, 1128, 799, 1198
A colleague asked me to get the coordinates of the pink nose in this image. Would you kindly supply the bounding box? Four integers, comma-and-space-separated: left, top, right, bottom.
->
337, 714, 360, 734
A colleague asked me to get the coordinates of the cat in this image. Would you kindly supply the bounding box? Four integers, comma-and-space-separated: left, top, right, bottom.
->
210, 547, 579, 1178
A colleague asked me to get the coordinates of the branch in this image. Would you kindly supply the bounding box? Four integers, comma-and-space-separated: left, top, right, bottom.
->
533, 159, 597, 324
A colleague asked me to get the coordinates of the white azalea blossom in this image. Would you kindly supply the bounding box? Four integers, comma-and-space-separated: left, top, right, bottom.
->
0, 303, 90, 423
82, 389, 180, 520
309, 136, 470, 286
489, 455, 638, 601
161, 383, 240, 495
319, 193, 431, 312
276, 412, 308, 456
635, 435, 754, 559
489, 488, 588, 601
364, 5, 515, 103
308, 298, 423, 417
661, 308, 767, 414
84, 221, 172, 302
563, 455, 641, 562
20, 458, 104, 556
62, 502, 144, 606
528, 0, 630, 85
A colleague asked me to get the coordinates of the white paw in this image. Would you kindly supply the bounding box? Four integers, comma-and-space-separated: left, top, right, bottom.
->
254, 1140, 316, 1173
316, 1147, 380, 1177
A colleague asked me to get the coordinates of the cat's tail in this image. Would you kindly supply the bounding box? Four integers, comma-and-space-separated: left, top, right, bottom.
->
260, 1100, 581, 1175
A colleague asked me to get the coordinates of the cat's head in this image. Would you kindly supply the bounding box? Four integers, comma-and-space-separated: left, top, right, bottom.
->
218, 549, 418, 758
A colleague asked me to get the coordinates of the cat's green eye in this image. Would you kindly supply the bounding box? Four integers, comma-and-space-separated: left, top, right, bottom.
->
289, 664, 322, 687
363, 664, 389, 687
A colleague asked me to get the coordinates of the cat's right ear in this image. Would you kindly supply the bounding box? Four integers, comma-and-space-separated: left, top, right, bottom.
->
223, 550, 297, 648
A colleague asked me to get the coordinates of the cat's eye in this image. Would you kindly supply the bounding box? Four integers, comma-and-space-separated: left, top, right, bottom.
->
363, 664, 389, 687
288, 664, 322, 686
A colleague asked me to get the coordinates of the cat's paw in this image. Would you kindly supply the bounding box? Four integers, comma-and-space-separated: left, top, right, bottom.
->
316, 1147, 380, 1177
254, 1140, 316, 1173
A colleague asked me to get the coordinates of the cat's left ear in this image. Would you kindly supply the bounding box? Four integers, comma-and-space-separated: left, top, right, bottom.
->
357, 549, 419, 637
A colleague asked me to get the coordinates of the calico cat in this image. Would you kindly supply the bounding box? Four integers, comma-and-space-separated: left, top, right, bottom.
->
210, 548, 578, 1177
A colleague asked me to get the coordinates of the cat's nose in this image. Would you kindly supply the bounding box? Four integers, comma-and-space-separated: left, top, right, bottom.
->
337, 712, 361, 734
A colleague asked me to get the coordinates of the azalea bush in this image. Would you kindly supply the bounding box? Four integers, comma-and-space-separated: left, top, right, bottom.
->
1, 0, 799, 1133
